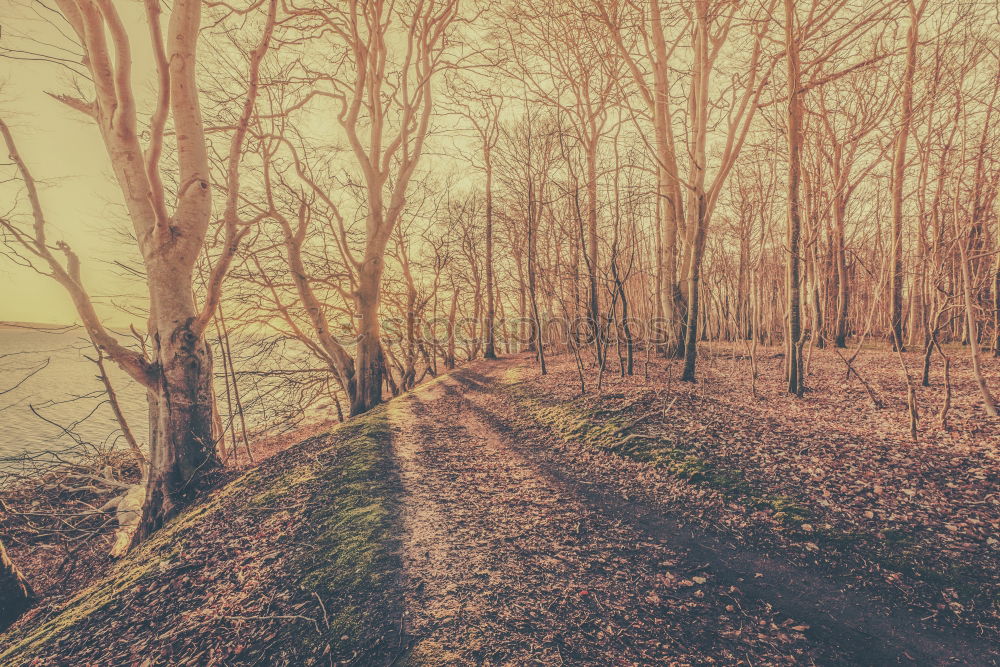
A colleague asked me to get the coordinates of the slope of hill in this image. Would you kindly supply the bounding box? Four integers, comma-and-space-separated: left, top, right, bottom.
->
1, 406, 406, 666
4, 355, 997, 665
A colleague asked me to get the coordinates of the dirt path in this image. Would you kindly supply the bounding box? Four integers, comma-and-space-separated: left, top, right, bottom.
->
389, 360, 996, 666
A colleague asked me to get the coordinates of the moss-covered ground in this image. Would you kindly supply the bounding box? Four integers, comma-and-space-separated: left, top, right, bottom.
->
0, 407, 405, 666
499, 371, 997, 626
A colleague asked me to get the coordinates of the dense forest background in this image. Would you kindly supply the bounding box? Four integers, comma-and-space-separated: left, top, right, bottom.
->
2, 0, 999, 427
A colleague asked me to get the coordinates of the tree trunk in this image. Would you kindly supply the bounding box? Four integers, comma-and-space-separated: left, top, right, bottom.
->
682, 194, 708, 382
586, 139, 602, 365
890, 3, 921, 352
404, 283, 418, 390
784, 0, 804, 395
679, 1, 711, 382
0, 539, 33, 632
136, 275, 221, 542
350, 258, 385, 416
811, 243, 825, 349
994, 253, 1000, 357
528, 227, 546, 375
833, 199, 850, 348
484, 149, 498, 360
611, 251, 634, 376
955, 201, 998, 416
650, 0, 685, 357
446, 285, 459, 368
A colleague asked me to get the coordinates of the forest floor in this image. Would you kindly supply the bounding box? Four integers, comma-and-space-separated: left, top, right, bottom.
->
2, 344, 998, 665
391, 349, 999, 665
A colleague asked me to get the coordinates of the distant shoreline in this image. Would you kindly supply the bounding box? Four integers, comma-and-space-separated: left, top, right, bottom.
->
0, 321, 79, 331
0, 322, 139, 334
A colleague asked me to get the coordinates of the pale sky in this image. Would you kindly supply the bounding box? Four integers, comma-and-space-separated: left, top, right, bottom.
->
1, 2, 153, 327
0, 3, 476, 328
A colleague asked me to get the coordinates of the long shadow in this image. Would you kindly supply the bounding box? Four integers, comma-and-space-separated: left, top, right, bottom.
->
444, 366, 998, 667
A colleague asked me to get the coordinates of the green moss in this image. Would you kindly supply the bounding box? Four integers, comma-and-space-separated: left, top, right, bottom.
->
759, 496, 813, 525
251, 465, 321, 506
288, 409, 400, 646
502, 378, 995, 606
510, 385, 752, 498
1, 406, 403, 665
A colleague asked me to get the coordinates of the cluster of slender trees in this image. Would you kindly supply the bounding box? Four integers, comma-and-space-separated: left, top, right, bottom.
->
1, 0, 999, 598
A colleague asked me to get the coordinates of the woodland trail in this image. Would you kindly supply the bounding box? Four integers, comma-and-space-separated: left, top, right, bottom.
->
389, 358, 998, 666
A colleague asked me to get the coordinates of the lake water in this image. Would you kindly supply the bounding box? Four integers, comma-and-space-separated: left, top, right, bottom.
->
0, 327, 149, 469
0, 326, 328, 474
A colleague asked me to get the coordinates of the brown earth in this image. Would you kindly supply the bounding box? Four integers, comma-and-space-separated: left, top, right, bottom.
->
389, 354, 999, 665
3, 347, 998, 665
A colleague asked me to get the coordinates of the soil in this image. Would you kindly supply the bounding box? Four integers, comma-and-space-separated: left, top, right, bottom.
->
3, 347, 998, 665
391, 354, 998, 665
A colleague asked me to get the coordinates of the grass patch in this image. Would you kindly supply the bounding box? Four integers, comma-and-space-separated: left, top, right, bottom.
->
285, 410, 402, 652
503, 379, 995, 610
510, 386, 753, 498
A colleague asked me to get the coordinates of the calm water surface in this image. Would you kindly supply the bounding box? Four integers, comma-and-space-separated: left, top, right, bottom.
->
0, 327, 148, 467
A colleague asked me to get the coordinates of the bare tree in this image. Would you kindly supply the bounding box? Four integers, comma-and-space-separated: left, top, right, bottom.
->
267, 0, 459, 415
449, 76, 505, 360
888, 0, 930, 351
502, 0, 623, 365
0, 0, 277, 542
